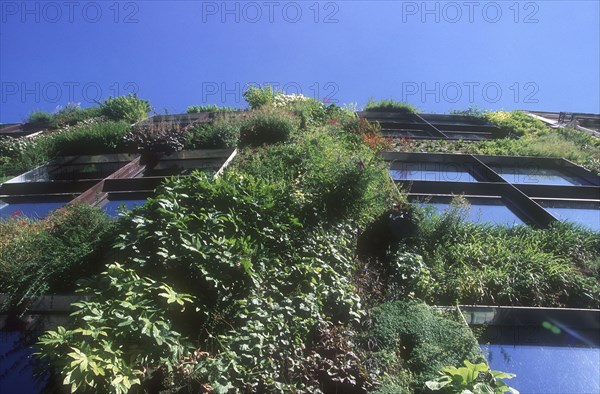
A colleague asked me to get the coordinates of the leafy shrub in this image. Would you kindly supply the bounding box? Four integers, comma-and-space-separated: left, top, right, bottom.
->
410, 209, 600, 308
26, 104, 102, 129
27, 110, 53, 124
369, 301, 483, 390
237, 127, 394, 225
51, 104, 102, 128
0, 204, 115, 310
243, 84, 276, 109
108, 172, 363, 391
36, 263, 195, 394
364, 99, 418, 114
0, 121, 131, 180
125, 120, 187, 153
483, 110, 547, 137
100, 94, 151, 123
239, 106, 299, 146
426, 360, 518, 394
0, 135, 54, 179
302, 323, 374, 392
285, 97, 327, 128
50, 120, 131, 156
185, 113, 244, 149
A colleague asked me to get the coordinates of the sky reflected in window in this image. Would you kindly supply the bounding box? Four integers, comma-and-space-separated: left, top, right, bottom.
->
390, 162, 478, 183
538, 201, 600, 231
101, 199, 147, 217
492, 166, 588, 186
417, 198, 524, 226
0, 200, 67, 220
482, 344, 599, 394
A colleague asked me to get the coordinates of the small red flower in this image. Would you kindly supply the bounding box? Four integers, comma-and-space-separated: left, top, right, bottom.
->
10, 210, 22, 217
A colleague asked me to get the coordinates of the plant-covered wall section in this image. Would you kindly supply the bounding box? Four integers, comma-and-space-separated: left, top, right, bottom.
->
0, 92, 598, 393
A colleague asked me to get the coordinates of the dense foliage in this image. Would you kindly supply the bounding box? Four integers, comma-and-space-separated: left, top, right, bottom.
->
0, 204, 115, 310
185, 113, 244, 149
0, 96, 595, 393
364, 99, 418, 114
368, 301, 483, 392
187, 104, 238, 113
125, 120, 188, 154
0, 120, 131, 180
425, 360, 518, 394
390, 204, 600, 308
36, 263, 195, 394
27, 103, 102, 129
39, 172, 365, 392
100, 94, 152, 123
239, 106, 300, 146
242, 85, 276, 109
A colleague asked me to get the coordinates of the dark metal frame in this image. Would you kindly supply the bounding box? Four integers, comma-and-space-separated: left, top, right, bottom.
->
358, 111, 503, 140
0, 149, 237, 216
381, 151, 600, 228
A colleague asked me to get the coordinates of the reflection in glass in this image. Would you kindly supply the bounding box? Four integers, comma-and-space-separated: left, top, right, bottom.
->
415, 197, 524, 226
6, 162, 127, 183
538, 200, 600, 231
0, 200, 67, 219
492, 166, 588, 186
390, 162, 478, 183
482, 344, 599, 393
101, 199, 147, 217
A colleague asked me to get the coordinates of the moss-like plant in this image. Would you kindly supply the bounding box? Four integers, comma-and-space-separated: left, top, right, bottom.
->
242, 84, 276, 109
100, 94, 151, 123
364, 98, 418, 114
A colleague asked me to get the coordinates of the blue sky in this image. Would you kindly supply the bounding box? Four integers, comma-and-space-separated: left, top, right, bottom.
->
1, 1, 599, 123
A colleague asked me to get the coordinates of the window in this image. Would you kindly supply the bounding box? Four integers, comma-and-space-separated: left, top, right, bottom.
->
4, 154, 137, 184
0, 198, 70, 220
390, 162, 479, 183
360, 112, 503, 141
537, 200, 600, 231
413, 196, 525, 226
491, 166, 590, 186
383, 151, 600, 229
462, 306, 600, 394
1, 149, 237, 220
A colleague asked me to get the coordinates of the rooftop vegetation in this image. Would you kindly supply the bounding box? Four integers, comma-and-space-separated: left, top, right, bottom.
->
186, 104, 238, 113
394, 109, 600, 174
0, 89, 598, 392
363, 98, 418, 114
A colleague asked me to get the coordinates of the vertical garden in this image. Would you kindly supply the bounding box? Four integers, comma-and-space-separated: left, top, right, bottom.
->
1, 91, 598, 393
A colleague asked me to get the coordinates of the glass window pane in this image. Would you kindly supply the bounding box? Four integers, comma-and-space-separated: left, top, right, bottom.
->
0, 332, 49, 393
101, 199, 147, 217
414, 197, 524, 226
492, 166, 589, 186
538, 200, 600, 231
6, 162, 128, 183
482, 344, 600, 394
0, 200, 68, 219
390, 162, 478, 182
